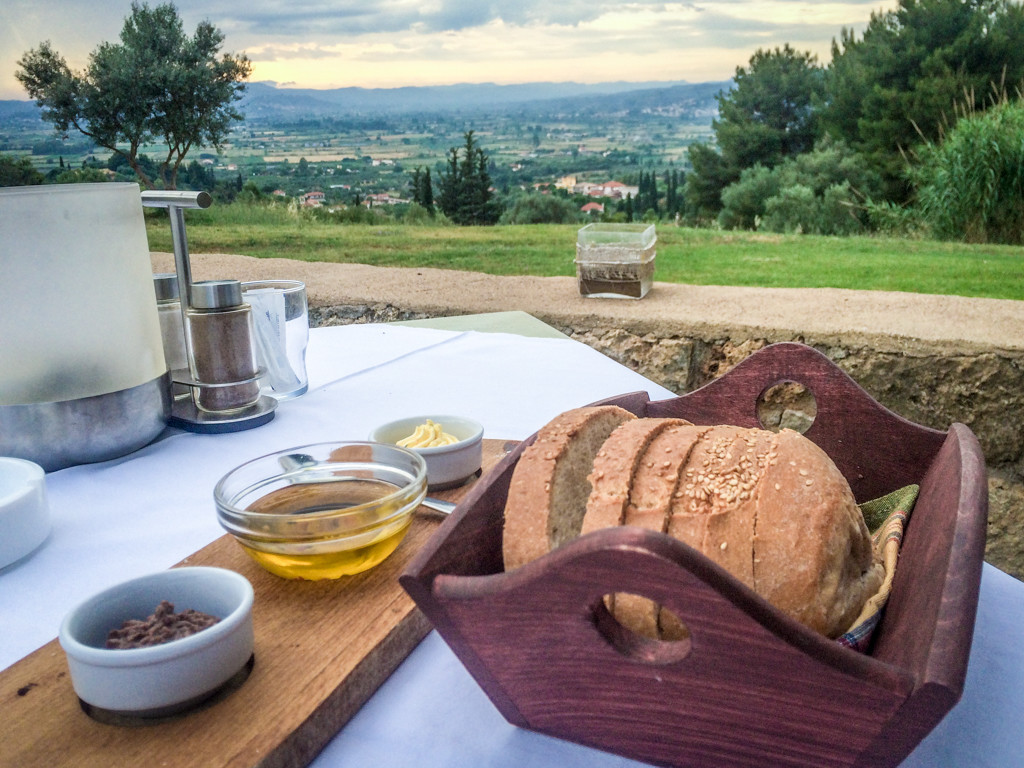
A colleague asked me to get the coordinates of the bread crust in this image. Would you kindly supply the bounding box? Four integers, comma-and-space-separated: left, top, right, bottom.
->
502, 405, 635, 571
579, 417, 690, 636
581, 418, 689, 536
753, 429, 883, 637
659, 425, 770, 639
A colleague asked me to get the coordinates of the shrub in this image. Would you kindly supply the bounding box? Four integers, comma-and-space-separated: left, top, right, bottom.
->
499, 192, 582, 224
819, 182, 868, 237
718, 165, 779, 230
717, 138, 882, 235
761, 184, 818, 233
402, 202, 434, 225
0, 153, 44, 186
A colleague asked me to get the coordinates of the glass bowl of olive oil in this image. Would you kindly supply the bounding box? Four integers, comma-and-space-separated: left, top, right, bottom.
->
214, 442, 427, 580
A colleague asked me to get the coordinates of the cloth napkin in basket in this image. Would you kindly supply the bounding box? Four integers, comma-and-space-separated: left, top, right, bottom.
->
837, 484, 920, 652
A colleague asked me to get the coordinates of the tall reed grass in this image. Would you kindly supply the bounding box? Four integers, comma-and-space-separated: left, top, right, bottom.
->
913, 95, 1024, 245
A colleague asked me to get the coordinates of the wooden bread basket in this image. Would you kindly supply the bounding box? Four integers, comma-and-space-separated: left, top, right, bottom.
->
400, 342, 987, 768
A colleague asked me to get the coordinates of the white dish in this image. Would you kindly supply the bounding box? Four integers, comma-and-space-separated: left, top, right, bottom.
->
58, 566, 254, 718
370, 415, 484, 490
0, 457, 50, 569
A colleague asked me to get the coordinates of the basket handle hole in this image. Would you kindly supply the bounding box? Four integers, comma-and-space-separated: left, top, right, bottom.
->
756, 380, 817, 434
593, 593, 692, 665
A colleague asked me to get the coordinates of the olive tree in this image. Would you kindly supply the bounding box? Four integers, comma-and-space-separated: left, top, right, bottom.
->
16, 2, 250, 190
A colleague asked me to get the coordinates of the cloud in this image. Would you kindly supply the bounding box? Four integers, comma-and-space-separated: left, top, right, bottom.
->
0, 0, 897, 99
181, 0, 759, 38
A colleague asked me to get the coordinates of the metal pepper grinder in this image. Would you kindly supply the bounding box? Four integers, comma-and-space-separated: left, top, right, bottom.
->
142, 191, 276, 433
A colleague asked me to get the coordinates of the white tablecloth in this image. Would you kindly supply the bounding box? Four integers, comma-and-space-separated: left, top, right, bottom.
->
2, 324, 1021, 767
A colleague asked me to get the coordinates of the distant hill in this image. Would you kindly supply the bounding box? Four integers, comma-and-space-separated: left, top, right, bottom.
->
0, 100, 43, 123
1, 79, 729, 125
237, 79, 728, 119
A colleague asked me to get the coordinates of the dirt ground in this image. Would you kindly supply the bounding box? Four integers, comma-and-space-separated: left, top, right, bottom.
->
152, 252, 1024, 354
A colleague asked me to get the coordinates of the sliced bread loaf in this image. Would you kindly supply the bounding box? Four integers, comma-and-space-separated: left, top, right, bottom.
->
502, 408, 883, 641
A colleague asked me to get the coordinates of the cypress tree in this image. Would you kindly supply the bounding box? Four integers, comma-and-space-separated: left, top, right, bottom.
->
421, 167, 434, 215
437, 131, 498, 225
437, 147, 460, 219
410, 167, 421, 204
664, 170, 676, 215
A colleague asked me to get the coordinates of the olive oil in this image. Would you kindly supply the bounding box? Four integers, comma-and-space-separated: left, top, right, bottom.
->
240, 477, 416, 579
239, 518, 412, 579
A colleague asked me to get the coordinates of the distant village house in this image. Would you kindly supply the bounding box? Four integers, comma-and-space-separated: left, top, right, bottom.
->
575, 180, 638, 199
362, 192, 409, 207
554, 176, 639, 200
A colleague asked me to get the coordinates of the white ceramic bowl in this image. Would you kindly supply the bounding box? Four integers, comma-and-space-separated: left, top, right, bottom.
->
58, 566, 254, 717
0, 457, 51, 569
370, 415, 484, 490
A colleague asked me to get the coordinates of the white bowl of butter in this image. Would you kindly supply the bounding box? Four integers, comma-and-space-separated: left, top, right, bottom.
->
370, 415, 484, 490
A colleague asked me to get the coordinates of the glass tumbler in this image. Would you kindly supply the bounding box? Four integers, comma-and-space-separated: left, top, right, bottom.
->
241, 280, 310, 400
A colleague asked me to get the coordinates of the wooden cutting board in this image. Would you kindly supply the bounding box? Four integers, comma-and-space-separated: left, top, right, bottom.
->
0, 439, 514, 768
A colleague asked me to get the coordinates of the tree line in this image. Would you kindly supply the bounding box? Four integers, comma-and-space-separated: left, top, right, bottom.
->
682, 0, 1024, 243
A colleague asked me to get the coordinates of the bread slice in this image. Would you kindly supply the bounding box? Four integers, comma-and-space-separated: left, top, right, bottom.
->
581, 418, 689, 536
661, 424, 772, 639
666, 425, 765, 585
752, 429, 884, 637
579, 417, 688, 629
502, 405, 635, 571
694, 426, 775, 587
613, 422, 699, 638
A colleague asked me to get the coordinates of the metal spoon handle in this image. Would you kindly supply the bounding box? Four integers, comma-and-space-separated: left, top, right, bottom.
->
420, 497, 456, 515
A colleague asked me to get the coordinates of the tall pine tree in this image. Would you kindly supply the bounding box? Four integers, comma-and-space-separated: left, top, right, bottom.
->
420, 167, 434, 215
437, 147, 461, 219
437, 131, 500, 225
409, 166, 435, 215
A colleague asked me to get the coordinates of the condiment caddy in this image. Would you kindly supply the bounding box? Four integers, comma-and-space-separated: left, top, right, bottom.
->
142, 191, 277, 433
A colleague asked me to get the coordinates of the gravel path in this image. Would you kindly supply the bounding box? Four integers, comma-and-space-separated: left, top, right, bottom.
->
151, 252, 1024, 354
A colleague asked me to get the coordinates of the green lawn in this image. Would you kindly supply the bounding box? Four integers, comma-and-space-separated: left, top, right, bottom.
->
145, 207, 1024, 301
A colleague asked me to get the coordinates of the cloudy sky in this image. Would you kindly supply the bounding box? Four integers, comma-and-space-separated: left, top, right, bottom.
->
0, 0, 897, 100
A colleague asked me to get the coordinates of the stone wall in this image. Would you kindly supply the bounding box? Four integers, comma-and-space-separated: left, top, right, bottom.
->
310, 302, 1024, 579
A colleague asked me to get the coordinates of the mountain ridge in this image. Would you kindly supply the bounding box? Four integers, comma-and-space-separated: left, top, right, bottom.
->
1, 78, 728, 122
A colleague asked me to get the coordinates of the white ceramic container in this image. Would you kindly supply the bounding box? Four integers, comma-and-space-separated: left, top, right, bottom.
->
58, 566, 254, 716
0, 457, 51, 569
370, 415, 484, 490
